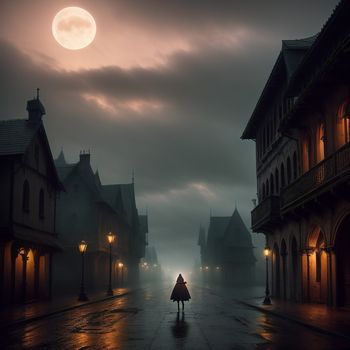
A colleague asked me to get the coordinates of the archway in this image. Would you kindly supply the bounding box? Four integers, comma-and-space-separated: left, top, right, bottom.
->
307, 228, 327, 303
272, 243, 281, 298
334, 215, 350, 307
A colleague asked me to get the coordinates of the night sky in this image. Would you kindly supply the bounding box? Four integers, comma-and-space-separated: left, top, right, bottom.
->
0, 1, 339, 272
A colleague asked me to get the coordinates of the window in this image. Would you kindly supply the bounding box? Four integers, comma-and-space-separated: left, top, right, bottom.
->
293, 152, 298, 180
279, 105, 283, 120
281, 163, 286, 188
302, 133, 311, 172
287, 157, 292, 185
39, 189, 45, 219
338, 101, 350, 146
262, 183, 266, 199
22, 180, 30, 213
270, 174, 274, 195
266, 179, 269, 197
316, 122, 325, 162
275, 168, 279, 193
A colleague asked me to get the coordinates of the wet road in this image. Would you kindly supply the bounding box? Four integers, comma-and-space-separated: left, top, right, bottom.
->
1, 284, 350, 349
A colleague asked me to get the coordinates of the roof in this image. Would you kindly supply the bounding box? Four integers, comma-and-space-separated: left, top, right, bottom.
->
241, 35, 315, 140
0, 118, 63, 189
55, 148, 68, 167
224, 208, 254, 248
287, 0, 348, 95
207, 216, 231, 242
55, 156, 103, 201
101, 183, 137, 225
0, 119, 40, 156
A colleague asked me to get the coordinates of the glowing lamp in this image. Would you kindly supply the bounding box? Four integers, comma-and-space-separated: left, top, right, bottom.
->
107, 232, 116, 244
118, 262, 124, 268
205, 266, 209, 270
78, 240, 87, 253
19, 247, 27, 257
264, 247, 270, 257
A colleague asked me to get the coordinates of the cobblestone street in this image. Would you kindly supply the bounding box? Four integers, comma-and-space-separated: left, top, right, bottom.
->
1, 284, 350, 349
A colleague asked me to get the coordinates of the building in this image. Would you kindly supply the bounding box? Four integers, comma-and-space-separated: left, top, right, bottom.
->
140, 245, 162, 281
0, 95, 62, 304
101, 183, 147, 285
242, 0, 350, 306
53, 150, 147, 294
199, 208, 256, 286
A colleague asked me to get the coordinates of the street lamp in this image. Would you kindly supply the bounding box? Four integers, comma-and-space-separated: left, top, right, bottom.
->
106, 232, 116, 296
78, 240, 88, 301
118, 262, 124, 286
263, 247, 272, 305
19, 248, 28, 303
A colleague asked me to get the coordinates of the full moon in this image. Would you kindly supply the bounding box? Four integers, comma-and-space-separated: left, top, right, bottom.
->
52, 7, 96, 50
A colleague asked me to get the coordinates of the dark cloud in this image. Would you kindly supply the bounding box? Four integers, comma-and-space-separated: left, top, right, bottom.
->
0, 0, 339, 269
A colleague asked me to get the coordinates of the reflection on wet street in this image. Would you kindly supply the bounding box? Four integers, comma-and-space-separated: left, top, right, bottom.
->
1, 284, 350, 349
171, 312, 189, 339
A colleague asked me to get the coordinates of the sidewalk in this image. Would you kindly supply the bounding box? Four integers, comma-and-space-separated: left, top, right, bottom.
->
239, 295, 350, 340
0, 287, 130, 329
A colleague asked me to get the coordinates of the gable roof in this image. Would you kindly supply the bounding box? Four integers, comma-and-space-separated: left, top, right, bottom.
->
55, 148, 68, 167
0, 118, 62, 189
287, 0, 348, 96
0, 119, 40, 156
207, 216, 231, 243
241, 35, 315, 140
224, 208, 254, 248
101, 183, 137, 226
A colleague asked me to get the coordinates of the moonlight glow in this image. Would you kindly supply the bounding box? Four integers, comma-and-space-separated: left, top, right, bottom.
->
52, 7, 96, 50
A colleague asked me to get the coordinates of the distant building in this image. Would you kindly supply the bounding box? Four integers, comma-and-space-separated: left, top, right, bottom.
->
242, 0, 350, 306
0, 96, 62, 304
53, 150, 147, 294
101, 183, 147, 285
199, 208, 256, 286
140, 246, 161, 280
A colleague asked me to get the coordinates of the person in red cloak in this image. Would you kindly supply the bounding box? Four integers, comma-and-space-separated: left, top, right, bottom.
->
170, 274, 191, 311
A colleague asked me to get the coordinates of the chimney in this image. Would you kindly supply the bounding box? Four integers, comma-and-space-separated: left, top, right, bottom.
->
27, 88, 45, 122
79, 150, 91, 165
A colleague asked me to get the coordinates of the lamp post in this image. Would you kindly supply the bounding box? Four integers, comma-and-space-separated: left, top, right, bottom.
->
78, 240, 88, 301
263, 247, 272, 305
106, 232, 116, 296
19, 248, 28, 303
118, 262, 124, 286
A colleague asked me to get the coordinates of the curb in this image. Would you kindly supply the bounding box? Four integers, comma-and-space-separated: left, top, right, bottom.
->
238, 300, 350, 341
0, 291, 131, 330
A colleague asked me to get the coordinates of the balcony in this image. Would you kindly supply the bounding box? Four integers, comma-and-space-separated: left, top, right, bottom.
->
281, 142, 350, 213
251, 195, 281, 232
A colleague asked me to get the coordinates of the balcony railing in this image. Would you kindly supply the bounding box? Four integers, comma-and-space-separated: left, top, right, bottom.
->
281, 142, 350, 212
251, 195, 280, 232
